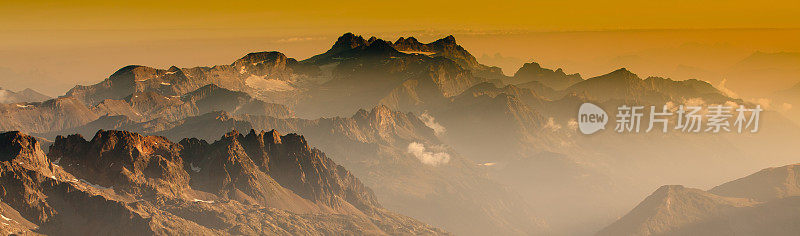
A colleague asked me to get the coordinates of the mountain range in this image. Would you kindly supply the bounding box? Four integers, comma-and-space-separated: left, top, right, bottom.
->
0, 130, 445, 235
1, 32, 799, 235
0, 88, 49, 104
599, 163, 800, 235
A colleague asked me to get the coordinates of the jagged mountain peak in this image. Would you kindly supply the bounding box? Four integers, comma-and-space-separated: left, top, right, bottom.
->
49, 129, 190, 196
0, 131, 50, 168
0, 129, 446, 235
363, 38, 400, 55
395, 36, 420, 45
189, 128, 380, 212
352, 105, 397, 124
392, 34, 461, 52
331, 33, 369, 51
303, 33, 403, 64
244, 129, 282, 145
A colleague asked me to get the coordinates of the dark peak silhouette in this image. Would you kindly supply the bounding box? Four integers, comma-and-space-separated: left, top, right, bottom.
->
233, 51, 290, 66
331, 32, 369, 52
512, 61, 582, 90
363, 38, 399, 54
108, 65, 160, 81
395, 36, 420, 45
605, 68, 637, 79
433, 35, 457, 45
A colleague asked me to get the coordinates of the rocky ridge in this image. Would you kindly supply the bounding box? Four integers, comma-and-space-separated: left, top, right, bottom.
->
0, 130, 446, 235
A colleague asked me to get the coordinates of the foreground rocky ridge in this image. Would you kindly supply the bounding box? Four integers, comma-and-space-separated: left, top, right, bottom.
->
0, 130, 446, 235
34, 106, 549, 235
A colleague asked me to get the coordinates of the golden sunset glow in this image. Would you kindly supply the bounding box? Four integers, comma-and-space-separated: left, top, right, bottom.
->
3, 0, 800, 31
2, 2, 800, 236
1, 1, 799, 97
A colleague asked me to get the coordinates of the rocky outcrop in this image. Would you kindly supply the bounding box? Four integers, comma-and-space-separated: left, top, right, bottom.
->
48, 130, 191, 197
178, 129, 381, 214
0, 130, 446, 235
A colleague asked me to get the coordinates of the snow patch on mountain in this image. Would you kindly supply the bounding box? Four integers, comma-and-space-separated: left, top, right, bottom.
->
192, 198, 214, 204
245, 75, 294, 91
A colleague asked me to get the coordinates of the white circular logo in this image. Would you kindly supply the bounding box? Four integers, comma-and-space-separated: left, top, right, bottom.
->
578, 103, 608, 134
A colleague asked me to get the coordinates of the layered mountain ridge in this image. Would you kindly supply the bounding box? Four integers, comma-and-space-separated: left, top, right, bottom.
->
2, 32, 788, 236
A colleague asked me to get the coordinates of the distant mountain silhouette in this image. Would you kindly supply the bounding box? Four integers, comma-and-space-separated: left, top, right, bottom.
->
0, 87, 50, 104
599, 163, 800, 236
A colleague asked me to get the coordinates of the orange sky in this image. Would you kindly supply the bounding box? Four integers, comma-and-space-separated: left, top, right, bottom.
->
2, 0, 800, 32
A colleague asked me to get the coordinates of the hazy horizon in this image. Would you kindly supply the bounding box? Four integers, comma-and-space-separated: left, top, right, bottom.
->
2, 0, 799, 97
2, 28, 799, 99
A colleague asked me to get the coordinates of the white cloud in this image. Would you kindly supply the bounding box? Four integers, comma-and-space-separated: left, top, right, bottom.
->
724, 100, 740, 108
717, 79, 739, 98
567, 118, 578, 130
684, 97, 706, 107
748, 98, 793, 112
407, 142, 450, 166
275, 37, 317, 43
420, 112, 446, 135
544, 117, 562, 131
